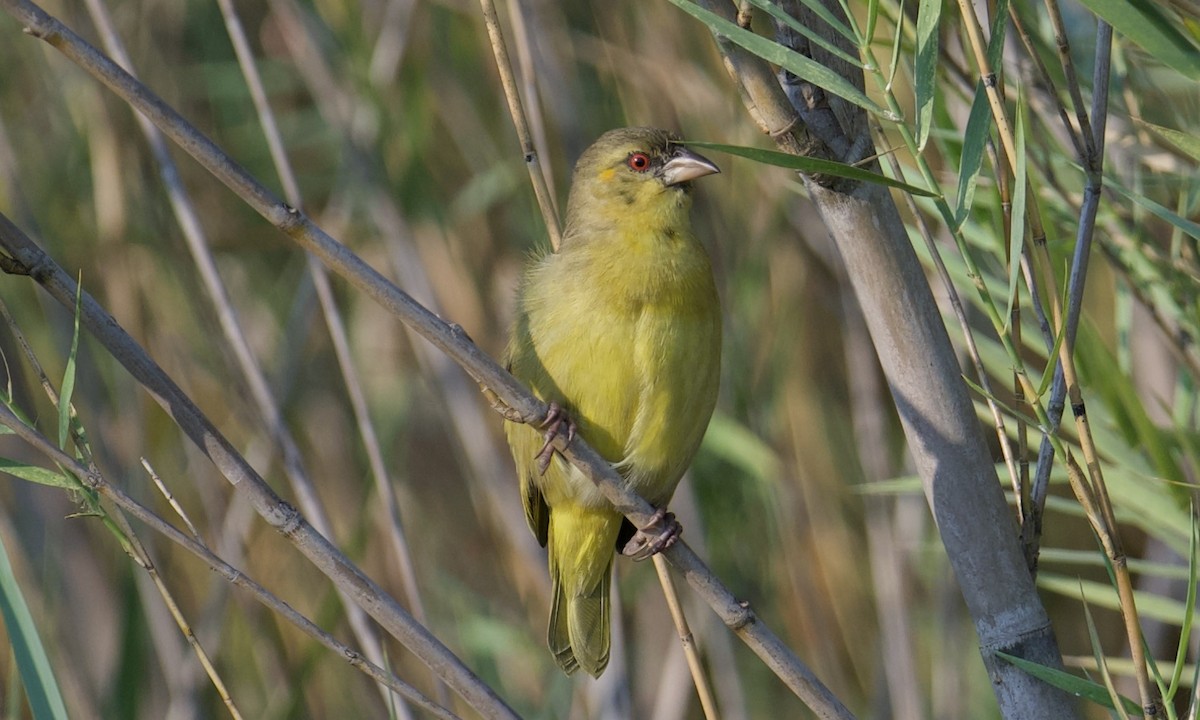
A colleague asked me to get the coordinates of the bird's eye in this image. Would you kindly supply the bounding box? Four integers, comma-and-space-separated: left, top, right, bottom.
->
627, 152, 651, 172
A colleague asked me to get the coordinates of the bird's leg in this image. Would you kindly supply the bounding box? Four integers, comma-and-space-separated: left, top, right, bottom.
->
535, 402, 576, 475
621, 508, 682, 561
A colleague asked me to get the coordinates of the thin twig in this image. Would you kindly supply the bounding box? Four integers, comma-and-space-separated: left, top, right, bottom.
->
142, 457, 200, 539
653, 554, 719, 720
1042, 0, 1096, 160
477, 0, 562, 249
1006, 6, 1086, 161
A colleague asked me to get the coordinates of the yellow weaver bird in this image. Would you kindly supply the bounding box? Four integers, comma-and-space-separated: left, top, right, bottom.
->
504, 127, 722, 677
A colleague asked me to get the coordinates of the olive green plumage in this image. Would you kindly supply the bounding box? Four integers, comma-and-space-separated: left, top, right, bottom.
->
505, 127, 722, 677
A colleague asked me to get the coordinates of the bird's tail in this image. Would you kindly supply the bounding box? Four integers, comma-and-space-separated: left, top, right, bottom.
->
547, 507, 621, 677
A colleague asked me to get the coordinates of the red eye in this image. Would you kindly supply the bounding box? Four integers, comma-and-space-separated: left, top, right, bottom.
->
627, 152, 651, 172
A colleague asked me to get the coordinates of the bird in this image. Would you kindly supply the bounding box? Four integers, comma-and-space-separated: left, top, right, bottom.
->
504, 127, 722, 677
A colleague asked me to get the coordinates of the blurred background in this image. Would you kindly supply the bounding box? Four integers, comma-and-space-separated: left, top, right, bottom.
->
0, 0, 1198, 718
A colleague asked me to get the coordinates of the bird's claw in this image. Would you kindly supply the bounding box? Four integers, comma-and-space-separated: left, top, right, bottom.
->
535, 402, 576, 475
622, 508, 681, 561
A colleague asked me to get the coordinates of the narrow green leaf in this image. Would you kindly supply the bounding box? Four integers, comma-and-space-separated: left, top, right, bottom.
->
985, 0, 1010, 72
953, 83, 992, 229
1166, 507, 1198, 701
1081, 589, 1132, 720
961, 375, 1046, 430
1036, 331, 1066, 398
1041, 573, 1194, 627
865, 0, 879, 47
1136, 119, 1200, 163
666, 0, 896, 120
996, 651, 1142, 714
0, 460, 74, 489
1004, 90, 1027, 331
914, 0, 941, 151
58, 280, 82, 451
0, 532, 70, 720
1074, 0, 1200, 79
747, 0, 863, 69
886, 2, 905, 90
684, 140, 940, 196
1105, 177, 1200, 240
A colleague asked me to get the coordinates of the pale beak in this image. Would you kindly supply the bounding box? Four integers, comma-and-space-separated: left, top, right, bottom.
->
661, 147, 720, 186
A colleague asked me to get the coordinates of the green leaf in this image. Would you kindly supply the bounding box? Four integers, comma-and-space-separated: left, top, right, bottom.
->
58, 279, 82, 451
0, 460, 75, 489
1036, 323, 1067, 398
1040, 573, 1194, 627
914, 0, 941, 151
865, 0, 880, 47
1136, 119, 1200, 163
996, 651, 1142, 714
1074, 0, 1200, 79
1004, 90, 1027, 330
1081, 589, 1131, 719
985, 0, 1010, 72
684, 140, 940, 196
1165, 510, 1198, 701
666, 0, 896, 120
0, 532, 70, 720
953, 84, 992, 229
886, 2, 905, 90
1104, 177, 1200, 241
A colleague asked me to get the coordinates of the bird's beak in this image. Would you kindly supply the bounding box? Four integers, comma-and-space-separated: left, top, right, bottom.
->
661, 147, 720, 186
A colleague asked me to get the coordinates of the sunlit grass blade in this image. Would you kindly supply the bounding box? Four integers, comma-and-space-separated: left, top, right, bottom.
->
667, 0, 896, 120
914, 0, 940, 151
1104, 176, 1200, 240
0, 532, 69, 720
1074, 0, 1200, 79
1166, 510, 1198, 702
1040, 574, 1197, 626
1081, 589, 1132, 719
684, 140, 939, 196
1004, 90, 1027, 331
996, 651, 1141, 714
953, 84, 991, 229
1036, 323, 1067, 399
1135, 119, 1200, 163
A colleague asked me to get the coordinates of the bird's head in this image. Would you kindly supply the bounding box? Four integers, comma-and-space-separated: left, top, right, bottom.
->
563, 127, 719, 238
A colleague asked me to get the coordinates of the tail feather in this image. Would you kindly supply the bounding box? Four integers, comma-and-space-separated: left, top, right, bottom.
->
547, 508, 619, 677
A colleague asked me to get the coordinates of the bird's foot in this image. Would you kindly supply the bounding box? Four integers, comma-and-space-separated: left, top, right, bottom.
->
535, 402, 576, 475
622, 508, 681, 561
